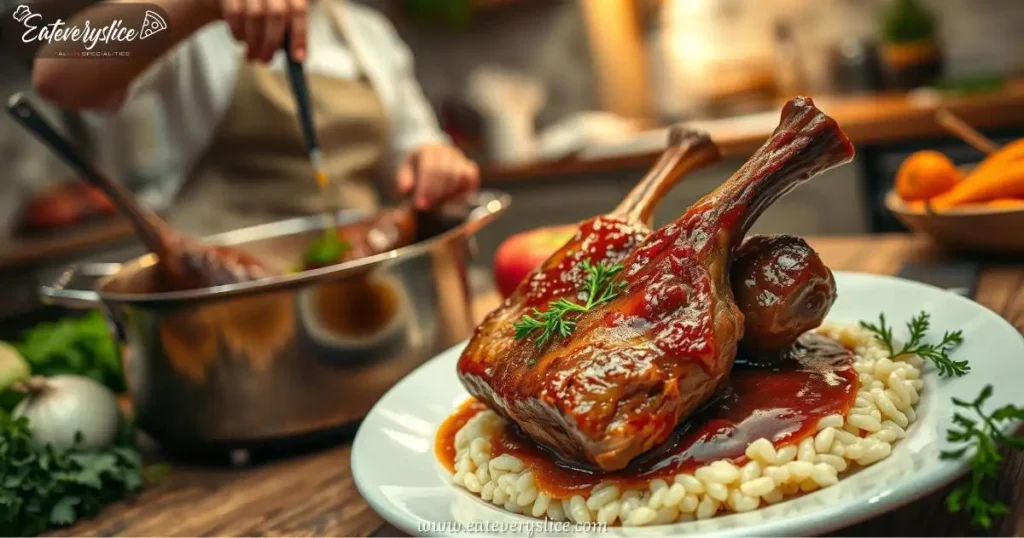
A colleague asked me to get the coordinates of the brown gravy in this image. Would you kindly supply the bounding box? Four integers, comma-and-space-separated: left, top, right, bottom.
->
437, 333, 858, 498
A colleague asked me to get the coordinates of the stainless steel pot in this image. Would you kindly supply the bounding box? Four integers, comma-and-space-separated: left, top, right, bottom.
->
42, 191, 509, 453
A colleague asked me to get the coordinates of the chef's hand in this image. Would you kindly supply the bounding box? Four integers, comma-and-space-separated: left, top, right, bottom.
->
396, 144, 480, 210
216, 0, 307, 62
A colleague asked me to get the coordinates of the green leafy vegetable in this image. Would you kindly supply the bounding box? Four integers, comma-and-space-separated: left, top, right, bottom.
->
859, 311, 969, 377
9, 312, 124, 393
514, 260, 627, 349
0, 412, 159, 536
941, 385, 1024, 529
302, 229, 352, 269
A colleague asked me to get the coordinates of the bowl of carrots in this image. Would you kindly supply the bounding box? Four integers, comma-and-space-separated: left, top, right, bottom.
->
886, 138, 1024, 254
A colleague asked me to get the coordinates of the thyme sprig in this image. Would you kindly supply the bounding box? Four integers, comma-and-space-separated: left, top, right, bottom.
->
513, 260, 626, 348
859, 311, 970, 377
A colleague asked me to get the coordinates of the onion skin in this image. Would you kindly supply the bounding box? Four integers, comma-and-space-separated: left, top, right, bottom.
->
13, 375, 120, 452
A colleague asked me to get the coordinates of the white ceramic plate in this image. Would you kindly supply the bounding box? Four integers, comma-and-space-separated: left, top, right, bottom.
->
352, 272, 1024, 537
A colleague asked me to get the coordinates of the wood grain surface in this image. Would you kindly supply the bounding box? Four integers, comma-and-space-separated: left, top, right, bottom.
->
49, 234, 1024, 537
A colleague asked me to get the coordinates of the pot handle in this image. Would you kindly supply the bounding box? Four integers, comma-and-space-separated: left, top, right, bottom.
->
40, 263, 121, 308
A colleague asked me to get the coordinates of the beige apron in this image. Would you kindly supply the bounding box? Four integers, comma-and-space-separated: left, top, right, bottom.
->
168, 3, 389, 236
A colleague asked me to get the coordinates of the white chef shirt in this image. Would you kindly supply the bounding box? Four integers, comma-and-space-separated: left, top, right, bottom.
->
78, 0, 448, 210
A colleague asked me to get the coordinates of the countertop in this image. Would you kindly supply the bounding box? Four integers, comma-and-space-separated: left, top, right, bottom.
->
49, 233, 1024, 537
483, 82, 1024, 183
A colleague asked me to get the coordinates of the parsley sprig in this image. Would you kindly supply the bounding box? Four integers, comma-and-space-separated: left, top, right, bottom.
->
941, 385, 1024, 529
0, 413, 165, 536
859, 311, 970, 377
513, 260, 627, 348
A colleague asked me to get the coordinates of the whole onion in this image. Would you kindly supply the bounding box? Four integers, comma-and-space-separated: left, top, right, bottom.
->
13, 375, 120, 451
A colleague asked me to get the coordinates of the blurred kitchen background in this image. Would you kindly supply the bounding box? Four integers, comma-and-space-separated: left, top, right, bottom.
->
1, 0, 1023, 332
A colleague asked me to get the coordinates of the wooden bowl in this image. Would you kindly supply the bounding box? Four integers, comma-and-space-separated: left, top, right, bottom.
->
885, 189, 1024, 254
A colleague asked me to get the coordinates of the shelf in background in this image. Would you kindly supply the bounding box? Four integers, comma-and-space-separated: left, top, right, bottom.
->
481, 81, 1024, 183
0, 218, 134, 270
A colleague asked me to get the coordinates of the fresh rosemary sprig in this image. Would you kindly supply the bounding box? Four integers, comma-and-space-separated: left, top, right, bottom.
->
513, 260, 627, 348
859, 311, 970, 377
941, 385, 1024, 529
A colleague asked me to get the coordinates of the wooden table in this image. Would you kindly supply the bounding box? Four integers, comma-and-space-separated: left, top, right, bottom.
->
52, 234, 1024, 537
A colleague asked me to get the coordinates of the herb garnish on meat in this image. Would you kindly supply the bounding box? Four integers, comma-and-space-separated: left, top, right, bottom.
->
514, 260, 626, 349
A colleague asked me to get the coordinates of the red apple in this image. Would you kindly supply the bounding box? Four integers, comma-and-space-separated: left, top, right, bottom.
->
493, 224, 578, 298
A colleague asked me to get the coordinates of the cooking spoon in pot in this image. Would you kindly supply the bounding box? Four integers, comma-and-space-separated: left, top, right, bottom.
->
7, 93, 273, 290
279, 35, 421, 270
279, 32, 352, 267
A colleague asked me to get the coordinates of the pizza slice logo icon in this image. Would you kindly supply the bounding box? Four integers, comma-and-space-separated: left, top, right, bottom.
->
139, 10, 167, 39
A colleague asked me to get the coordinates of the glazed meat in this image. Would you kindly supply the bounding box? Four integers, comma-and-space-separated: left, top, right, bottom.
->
458, 125, 722, 463
458, 97, 855, 471
731, 235, 837, 354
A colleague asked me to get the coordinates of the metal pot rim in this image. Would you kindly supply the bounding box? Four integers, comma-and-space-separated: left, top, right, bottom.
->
55, 190, 509, 306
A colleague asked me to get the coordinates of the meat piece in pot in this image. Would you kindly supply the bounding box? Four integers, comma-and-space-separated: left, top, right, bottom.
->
731, 234, 837, 355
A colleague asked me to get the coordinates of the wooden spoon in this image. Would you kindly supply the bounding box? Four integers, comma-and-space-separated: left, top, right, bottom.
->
7, 93, 272, 291
935, 108, 1000, 155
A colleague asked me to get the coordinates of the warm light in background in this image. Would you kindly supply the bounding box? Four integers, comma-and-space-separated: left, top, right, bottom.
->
656, 0, 775, 117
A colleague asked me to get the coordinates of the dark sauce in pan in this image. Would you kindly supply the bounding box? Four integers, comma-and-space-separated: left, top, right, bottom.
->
437, 332, 858, 498
311, 278, 400, 337
300, 208, 469, 336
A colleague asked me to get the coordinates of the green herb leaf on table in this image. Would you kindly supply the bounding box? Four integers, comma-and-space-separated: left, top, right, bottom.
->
0, 413, 162, 536
941, 385, 1024, 529
513, 260, 627, 350
859, 311, 970, 377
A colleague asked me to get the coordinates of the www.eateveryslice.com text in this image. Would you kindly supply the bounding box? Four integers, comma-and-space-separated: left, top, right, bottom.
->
417, 520, 609, 534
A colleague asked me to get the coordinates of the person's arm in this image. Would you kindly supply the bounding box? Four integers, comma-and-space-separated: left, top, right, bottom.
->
32, 0, 309, 111
384, 27, 480, 209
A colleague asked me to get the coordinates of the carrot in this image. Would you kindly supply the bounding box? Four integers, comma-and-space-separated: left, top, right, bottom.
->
930, 163, 1024, 208
969, 138, 1024, 177
982, 198, 1024, 210
905, 200, 927, 212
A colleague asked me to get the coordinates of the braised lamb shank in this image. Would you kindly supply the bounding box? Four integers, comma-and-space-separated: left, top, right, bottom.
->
459, 97, 855, 471
461, 125, 722, 389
